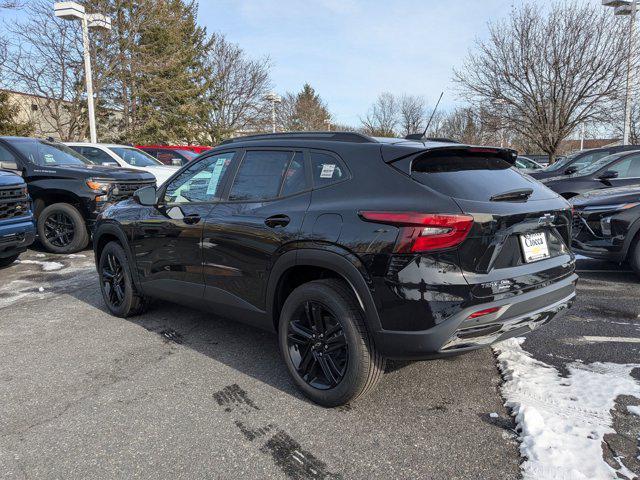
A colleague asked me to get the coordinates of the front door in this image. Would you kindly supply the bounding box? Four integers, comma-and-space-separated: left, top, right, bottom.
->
202, 149, 311, 326
130, 151, 236, 304
607, 153, 640, 188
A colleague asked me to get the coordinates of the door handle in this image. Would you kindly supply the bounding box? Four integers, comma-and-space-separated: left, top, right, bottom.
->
265, 214, 290, 228
183, 213, 201, 225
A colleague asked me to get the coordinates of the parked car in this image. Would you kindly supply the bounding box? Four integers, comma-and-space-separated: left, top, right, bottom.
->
540, 150, 640, 199
530, 145, 639, 180
137, 146, 199, 167
66, 143, 178, 185
514, 156, 544, 173
93, 132, 576, 406
0, 166, 35, 267
137, 144, 212, 155
570, 186, 640, 275
0, 137, 155, 254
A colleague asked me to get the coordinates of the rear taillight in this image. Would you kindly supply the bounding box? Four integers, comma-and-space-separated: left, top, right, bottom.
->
359, 211, 474, 253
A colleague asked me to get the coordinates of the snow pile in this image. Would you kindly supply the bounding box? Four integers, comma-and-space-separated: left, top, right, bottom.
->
494, 338, 640, 480
17, 259, 64, 271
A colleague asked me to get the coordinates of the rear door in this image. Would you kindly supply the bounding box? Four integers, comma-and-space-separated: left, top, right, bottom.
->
406, 148, 573, 295
202, 149, 311, 324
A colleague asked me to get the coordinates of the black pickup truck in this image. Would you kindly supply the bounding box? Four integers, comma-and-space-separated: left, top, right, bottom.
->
0, 137, 156, 253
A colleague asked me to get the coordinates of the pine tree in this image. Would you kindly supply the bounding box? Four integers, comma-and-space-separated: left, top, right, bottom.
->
0, 91, 33, 136
281, 84, 331, 131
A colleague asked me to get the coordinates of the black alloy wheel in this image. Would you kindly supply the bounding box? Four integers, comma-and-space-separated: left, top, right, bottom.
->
44, 211, 75, 248
101, 251, 126, 308
286, 300, 348, 389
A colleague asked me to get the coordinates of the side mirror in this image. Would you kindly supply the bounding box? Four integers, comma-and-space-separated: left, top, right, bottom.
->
0, 161, 19, 171
133, 185, 157, 206
598, 170, 619, 181
564, 167, 578, 175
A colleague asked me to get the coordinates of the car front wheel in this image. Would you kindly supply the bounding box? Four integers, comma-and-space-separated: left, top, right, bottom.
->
278, 279, 385, 407
37, 203, 89, 254
98, 241, 148, 317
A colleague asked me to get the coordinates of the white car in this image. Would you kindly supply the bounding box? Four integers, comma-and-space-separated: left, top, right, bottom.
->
65, 143, 179, 185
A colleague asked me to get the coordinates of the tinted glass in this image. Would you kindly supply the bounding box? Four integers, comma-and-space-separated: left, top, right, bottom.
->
609, 154, 640, 178
10, 139, 89, 166
570, 151, 610, 172
576, 153, 625, 175
411, 152, 548, 201
80, 146, 115, 165
0, 144, 17, 163
310, 152, 347, 187
281, 152, 308, 196
109, 147, 163, 167
164, 152, 235, 203
544, 153, 577, 172
229, 151, 291, 201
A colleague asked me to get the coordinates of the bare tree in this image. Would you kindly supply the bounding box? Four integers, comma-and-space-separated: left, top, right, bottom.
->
361, 92, 398, 137
398, 94, 427, 136
454, 1, 629, 162
203, 34, 271, 141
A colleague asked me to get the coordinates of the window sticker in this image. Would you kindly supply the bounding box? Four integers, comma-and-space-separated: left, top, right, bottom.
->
320, 163, 336, 179
43, 153, 56, 164
206, 158, 227, 195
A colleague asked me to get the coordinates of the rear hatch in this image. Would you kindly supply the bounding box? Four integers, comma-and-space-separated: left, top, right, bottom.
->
392, 147, 574, 297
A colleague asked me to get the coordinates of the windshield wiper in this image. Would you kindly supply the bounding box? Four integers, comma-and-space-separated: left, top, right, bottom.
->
490, 188, 534, 202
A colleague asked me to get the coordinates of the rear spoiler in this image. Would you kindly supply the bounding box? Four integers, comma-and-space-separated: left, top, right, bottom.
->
382, 144, 518, 171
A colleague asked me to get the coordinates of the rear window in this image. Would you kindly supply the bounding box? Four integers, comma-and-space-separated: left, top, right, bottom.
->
410, 151, 548, 201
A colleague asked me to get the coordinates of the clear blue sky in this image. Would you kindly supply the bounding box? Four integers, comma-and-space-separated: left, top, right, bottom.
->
198, 0, 517, 126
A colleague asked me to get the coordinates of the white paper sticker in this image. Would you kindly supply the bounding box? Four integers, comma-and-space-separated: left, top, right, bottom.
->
320, 164, 336, 179
44, 154, 56, 164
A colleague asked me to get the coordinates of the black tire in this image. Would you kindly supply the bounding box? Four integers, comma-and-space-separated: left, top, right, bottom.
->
278, 279, 385, 407
37, 203, 89, 254
98, 241, 148, 317
629, 234, 640, 277
0, 254, 19, 268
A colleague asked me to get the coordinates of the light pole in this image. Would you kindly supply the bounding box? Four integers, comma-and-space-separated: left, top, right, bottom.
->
603, 0, 637, 145
264, 92, 282, 133
324, 119, 332, 131
54, 2, 111, 143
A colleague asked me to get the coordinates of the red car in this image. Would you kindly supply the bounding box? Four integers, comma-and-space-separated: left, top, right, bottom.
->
136, 145, 212, 166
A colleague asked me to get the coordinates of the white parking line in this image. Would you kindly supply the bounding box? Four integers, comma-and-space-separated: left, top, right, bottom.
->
580, 336, 640, 344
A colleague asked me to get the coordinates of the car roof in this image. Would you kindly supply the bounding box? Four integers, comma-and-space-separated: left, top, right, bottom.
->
64, 142, 133, 148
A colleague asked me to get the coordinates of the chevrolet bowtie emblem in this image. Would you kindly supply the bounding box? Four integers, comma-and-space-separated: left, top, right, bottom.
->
538, 213, 554, 226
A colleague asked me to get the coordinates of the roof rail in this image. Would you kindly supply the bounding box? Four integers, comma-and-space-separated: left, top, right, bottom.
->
404, 134, 460, 144
219, 131, 377, 145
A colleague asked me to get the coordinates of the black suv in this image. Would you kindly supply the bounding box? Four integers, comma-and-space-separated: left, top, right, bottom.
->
93, 132, 577, 406
0, 137, 156, 253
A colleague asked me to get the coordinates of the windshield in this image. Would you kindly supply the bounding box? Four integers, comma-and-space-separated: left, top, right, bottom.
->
109, 147, 163, 167
515, 157, 540, 169
544, 153, 577, 172
10, 139, 90, 167
574, 153, 625, 175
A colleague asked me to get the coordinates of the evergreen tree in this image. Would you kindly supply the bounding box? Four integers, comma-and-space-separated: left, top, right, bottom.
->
0, 91, 33, 136
280, 84, 331, 132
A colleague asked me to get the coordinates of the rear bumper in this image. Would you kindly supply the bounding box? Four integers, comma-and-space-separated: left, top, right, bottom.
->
0, 216, 36, 258
372, 273, 577, 360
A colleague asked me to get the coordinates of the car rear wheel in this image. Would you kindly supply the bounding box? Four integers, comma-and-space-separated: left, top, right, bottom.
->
0, 254, 19, 268
278, 279, 385, 407
37, 203, 88, 254
98, 241, 148, 317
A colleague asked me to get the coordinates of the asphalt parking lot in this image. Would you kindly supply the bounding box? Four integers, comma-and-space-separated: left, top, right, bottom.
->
0, 250, 638, 479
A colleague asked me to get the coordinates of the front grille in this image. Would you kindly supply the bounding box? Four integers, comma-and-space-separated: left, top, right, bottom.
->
109, 181, 156, 202
0, 186, 29, 220
571, 212, 585, 237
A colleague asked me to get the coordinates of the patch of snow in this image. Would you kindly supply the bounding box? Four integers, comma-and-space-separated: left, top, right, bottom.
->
67, 254, 86, 258
627, 405, 640, 416
494, 338, 640, 480
17, 259, 64, 271
489, 412, 499, 418
38, 287, 44, 293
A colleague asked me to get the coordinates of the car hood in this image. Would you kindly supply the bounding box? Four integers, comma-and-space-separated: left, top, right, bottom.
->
45, 163, 156, 181
570, 185, 640, 208
0, 169, 24, 187
141, 165, 179, 185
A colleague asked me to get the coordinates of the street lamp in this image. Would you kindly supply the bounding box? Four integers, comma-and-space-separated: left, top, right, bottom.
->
603, 0, 637, 145
264, 92, 281, 133
54, 2, 112, 143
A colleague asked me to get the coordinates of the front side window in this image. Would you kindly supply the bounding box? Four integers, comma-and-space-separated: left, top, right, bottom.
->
164, 152, 235, 203
79, 147, 115, 165
109, 147, 163, 167
0, 144, 18, 163
10, 139, 89, 166
229, 150, 292, 201
281, 152, 309, 196
609, 154, 640, 178
310, 151, 348, 187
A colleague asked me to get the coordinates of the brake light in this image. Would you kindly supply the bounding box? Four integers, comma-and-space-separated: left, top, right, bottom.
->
359, 211, 474, 253
467, 307, 501, 319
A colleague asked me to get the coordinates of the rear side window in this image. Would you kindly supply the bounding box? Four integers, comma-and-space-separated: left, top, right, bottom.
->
410, 151, 547, 201
229, 150, 291, 201
310, 151, 347, 187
